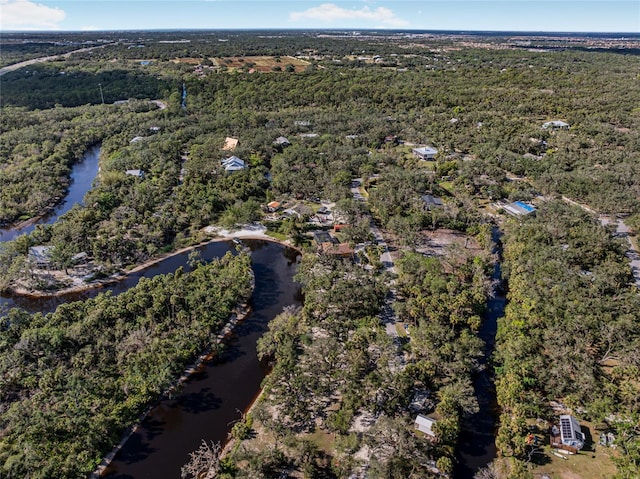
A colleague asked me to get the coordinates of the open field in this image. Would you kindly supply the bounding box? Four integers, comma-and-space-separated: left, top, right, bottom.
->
215, 55, 310, 72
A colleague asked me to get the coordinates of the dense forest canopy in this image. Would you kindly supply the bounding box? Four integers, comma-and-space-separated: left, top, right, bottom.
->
0, 252, 252, 478
1, 30, 639, 478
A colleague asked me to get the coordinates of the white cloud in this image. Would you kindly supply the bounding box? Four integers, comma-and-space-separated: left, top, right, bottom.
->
0, 0, 66, 30
290, 3, 408, 28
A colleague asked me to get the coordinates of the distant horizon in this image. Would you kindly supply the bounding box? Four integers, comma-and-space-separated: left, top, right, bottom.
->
1, 1, 638, 34
3, 28, 639, 37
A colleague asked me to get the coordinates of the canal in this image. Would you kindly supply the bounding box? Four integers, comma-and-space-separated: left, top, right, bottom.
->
454, 228, 504, 478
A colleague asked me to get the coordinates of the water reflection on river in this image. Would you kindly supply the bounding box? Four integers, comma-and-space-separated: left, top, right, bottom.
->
0, 144, 101, 242
1, 239, 301, 478
101, 239, 301, 478
0, 142, 303, 477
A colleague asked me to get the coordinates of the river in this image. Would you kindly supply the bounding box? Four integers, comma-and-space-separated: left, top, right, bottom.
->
0, 142, 303, 477
0, 144, 102, 242
0, 238, 301, 477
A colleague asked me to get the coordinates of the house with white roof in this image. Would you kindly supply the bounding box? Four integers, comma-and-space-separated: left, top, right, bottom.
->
414, 414, 437, 440
542, 120, 570, 130
221, 156, 247, 172
125, 169, 145, 178
413, 146, 439, 160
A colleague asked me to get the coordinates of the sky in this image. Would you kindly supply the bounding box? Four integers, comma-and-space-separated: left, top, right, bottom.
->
1, 0, 638, 33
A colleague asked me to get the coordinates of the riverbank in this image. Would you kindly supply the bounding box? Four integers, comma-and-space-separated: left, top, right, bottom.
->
7, 223, 290, 299
91, 298, 254, 479
100, 240, 302, 478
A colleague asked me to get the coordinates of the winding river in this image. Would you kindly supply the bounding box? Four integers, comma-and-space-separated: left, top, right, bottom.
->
0, 144, 302, 477
0, 144, 102, 243
105, 240, 301, 478
1, 238, 302, 477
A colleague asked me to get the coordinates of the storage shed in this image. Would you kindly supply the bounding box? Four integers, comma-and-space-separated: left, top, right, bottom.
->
414, 414, 437, 439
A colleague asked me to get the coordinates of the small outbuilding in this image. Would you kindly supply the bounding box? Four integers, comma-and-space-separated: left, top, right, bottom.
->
414, 414, 437, 440
125, 169, 145, 178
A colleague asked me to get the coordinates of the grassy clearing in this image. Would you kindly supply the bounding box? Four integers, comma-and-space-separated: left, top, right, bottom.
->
530, 444, 618, 479
214, 55, 310, 72
529, 421, 618, 479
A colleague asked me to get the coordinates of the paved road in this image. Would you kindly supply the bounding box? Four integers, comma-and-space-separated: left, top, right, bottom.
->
0, 43, 115, 77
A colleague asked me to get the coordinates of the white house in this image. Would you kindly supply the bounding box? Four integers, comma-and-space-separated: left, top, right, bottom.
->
221, 156, 247, 172
414, 414, 437, 439
542, 120, 570, 130
274, 136, 291, 147
413, 146, 439, 160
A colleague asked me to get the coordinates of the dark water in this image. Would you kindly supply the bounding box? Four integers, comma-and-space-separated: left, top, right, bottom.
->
102, 239, 301, 478
0, 144, 102, 242
1, 240, 233, 314
1, 239, 301, 478
454, 292, 504, 478
454, 230, 504, 478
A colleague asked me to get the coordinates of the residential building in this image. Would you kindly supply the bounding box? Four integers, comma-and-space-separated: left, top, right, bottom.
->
29, 246, 52, 268
221, 156, 247, 172
413, 146, 439, 160
125, 169, 145, 178
542, 120, 570, 130
421, 194, 443, 209
551, 415, 585, 451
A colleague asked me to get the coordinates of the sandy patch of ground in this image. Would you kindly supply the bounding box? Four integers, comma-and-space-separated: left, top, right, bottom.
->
11, 224, 278, 297
204, 223, 270, 239
383, 228, 481, 261
414, 229, 481, 257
